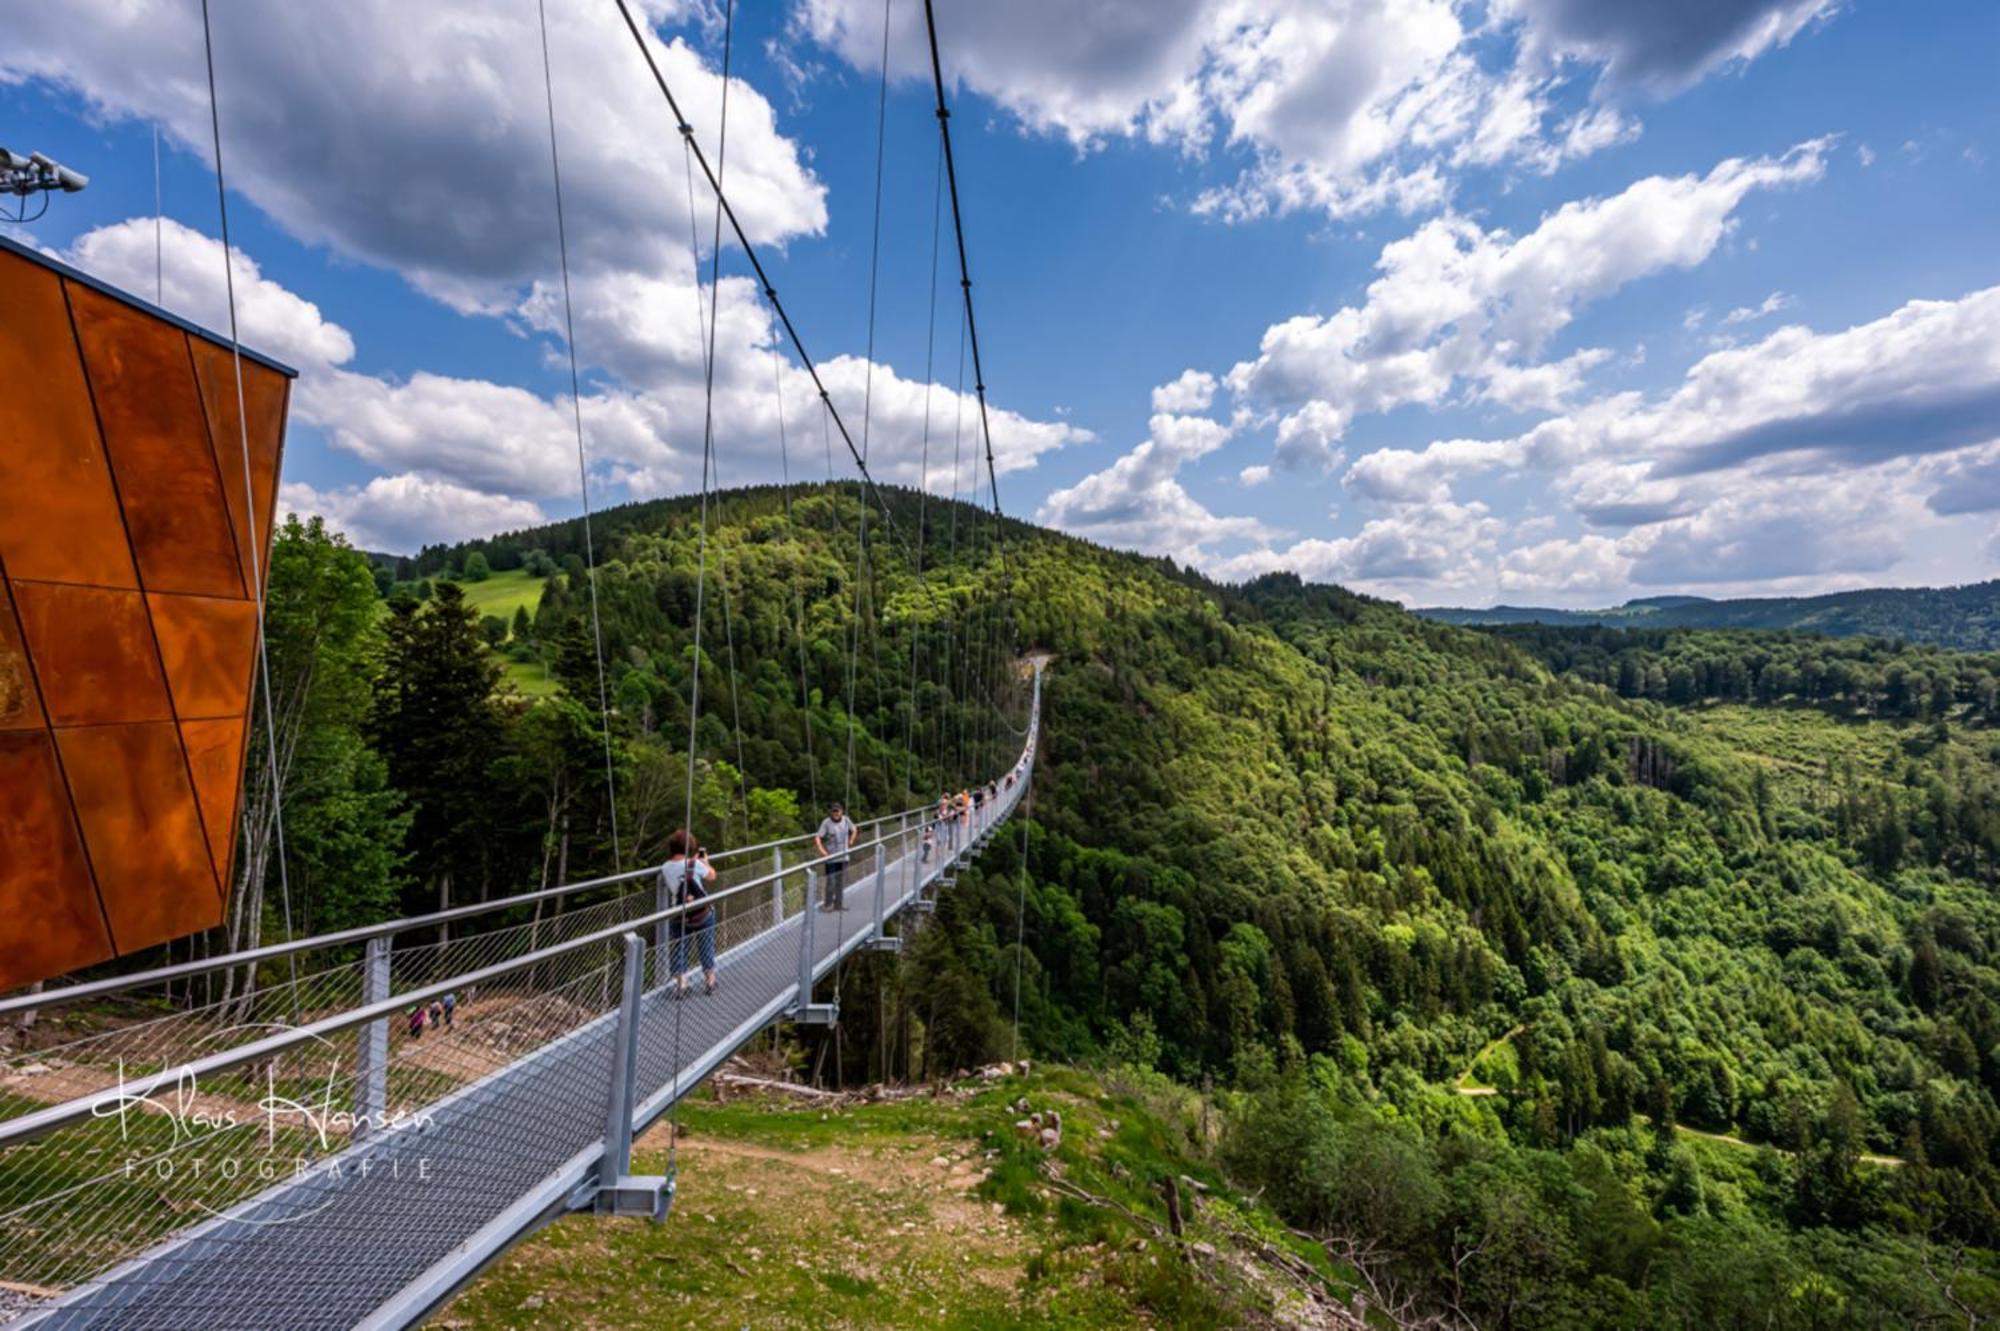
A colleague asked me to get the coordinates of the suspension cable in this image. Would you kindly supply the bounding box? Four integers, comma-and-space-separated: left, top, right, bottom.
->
900, 133, 946, 811
923, 0, 1023, 769
668, 0, 736, 1184
537, 0, 624, 869
1012, 775, 1032, 1061
841, 0, 894, 816
201, 0, 299, 1017
772, 351, 821, 818
610, 0, 929, 574
151, 123, 162, 304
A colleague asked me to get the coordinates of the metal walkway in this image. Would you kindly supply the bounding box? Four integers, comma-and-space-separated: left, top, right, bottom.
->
3, 682, 1039, 1330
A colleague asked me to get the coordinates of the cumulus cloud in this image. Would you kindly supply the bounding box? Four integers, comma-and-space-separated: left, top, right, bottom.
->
1225, 140, 1826, 469
1498, 533, 1629, 595
798, 0, 1833, 223
1501, 0, 1837, 96
1152, 369, 1219, 414
61, 218, 355, 371
1923, 444, 2000, 516
1211, 499, 1506, 595
65, 214, 1089, 512
1036, 406, 1274, 554
1638, 285, 2000, 476
282, 477, 545, 554
4, 1, 824, 313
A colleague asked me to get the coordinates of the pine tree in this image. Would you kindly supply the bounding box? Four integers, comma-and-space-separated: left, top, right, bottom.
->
373, 583, 505, 915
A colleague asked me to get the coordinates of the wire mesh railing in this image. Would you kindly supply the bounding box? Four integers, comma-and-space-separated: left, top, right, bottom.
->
0, 688, 1038, 1325
0, 804, 940, 1131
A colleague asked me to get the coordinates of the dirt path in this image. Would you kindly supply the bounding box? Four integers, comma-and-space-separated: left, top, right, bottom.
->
1453, 1022, 1524, 1093
1661, 1119, 1904, 1168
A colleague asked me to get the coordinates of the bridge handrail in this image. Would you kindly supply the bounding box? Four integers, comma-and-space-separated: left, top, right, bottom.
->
0, 824, 895, 1149
0, 723, 1038, 1151
0, 798, 937, 1021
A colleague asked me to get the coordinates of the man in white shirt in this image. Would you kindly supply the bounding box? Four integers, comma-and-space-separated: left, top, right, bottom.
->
814, 801, 857, 911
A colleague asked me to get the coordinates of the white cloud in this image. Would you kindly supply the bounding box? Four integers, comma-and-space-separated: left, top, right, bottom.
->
283, 477, 545, 555
1637, 286, 2000, 476
799, 0, 1832, 224
4, 1, 825, 314
1238, 464, 1272, 487
1224, 140, 1826, 468
1211, 498, 1505, 595
1721, 290, 1794, 325
61, 218, 355, 371
1498, 533, 1629, 595
1037, 406, 1275, 554
1922, 443, 2000, 516
1152, 368, 1219, 413
1501, 0, 1837, 95
1616, 480, 1908, 586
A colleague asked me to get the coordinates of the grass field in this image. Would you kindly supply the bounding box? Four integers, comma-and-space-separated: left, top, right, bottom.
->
447, 569, 547, 626
434, 571, 558, 698
430, 1067, 1352, 1329
499, 659, 560, 698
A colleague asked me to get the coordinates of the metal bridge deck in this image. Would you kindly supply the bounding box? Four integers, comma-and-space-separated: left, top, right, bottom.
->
18, 811, 1012, 1331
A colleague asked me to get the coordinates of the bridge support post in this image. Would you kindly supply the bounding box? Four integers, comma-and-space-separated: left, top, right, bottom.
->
874, 840, 886, 939
771, 847, 784, 928
653, 866, 671, 982
789, 852, 839, 1023
864, 833, 902, 954
902, 810, 914, 901
594, 931, 670, 1221
354, 935, 390, 1140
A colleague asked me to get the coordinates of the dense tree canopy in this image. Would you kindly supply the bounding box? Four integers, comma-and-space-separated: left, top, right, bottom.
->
231, 489, 1999, 1321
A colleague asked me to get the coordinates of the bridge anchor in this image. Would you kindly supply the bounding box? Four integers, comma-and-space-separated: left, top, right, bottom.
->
789, 1001, 841, 1025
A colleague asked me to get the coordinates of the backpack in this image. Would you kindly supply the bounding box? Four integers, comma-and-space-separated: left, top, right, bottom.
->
672, 860, 713, 927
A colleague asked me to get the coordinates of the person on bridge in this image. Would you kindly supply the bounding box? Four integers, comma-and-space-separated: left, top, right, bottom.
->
815, 801, 856, 912
664, 829, 718, 997
937, 792, 955, 849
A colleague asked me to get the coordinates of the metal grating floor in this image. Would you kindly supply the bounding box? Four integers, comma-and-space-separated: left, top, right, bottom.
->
17, 814, 1010, 1331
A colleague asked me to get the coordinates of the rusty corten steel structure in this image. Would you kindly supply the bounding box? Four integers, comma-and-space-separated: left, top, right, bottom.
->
0, 235, 294, 991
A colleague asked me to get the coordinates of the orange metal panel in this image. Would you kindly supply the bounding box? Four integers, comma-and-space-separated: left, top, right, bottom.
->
67, 285, 247, 599
149, 593, 258, 721
10, 582, 173, 727
181, 716, 248, 890
192, 338, 288, 592
0, 249, 138, 590
0, 731, 116, 991
0, 572, 47, 732
56, 722, 224, 952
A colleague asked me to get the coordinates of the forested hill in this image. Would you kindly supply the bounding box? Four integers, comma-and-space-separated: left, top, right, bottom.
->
284, 485, 1997, 1325
1417, 578, 2000, 650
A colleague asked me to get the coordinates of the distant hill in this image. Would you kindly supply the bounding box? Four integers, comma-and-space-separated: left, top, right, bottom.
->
1416, 578, 2000, 650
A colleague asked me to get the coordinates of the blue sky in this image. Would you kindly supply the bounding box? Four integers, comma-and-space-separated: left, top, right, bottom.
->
5, 0, 1998, 606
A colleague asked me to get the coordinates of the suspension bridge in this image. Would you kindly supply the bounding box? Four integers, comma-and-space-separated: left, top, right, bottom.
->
0, 670, 1035, 1328
0, 0, 1043, 1324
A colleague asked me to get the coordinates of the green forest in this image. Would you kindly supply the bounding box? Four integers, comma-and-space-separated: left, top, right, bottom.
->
236, 485, 1996, 1326
1418, 579, 2000, 651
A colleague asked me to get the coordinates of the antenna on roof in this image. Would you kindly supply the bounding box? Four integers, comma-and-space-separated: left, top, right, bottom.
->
2, 147, 88, 223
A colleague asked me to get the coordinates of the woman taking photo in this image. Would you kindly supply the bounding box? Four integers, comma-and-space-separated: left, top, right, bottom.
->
663, 829, 717, 998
